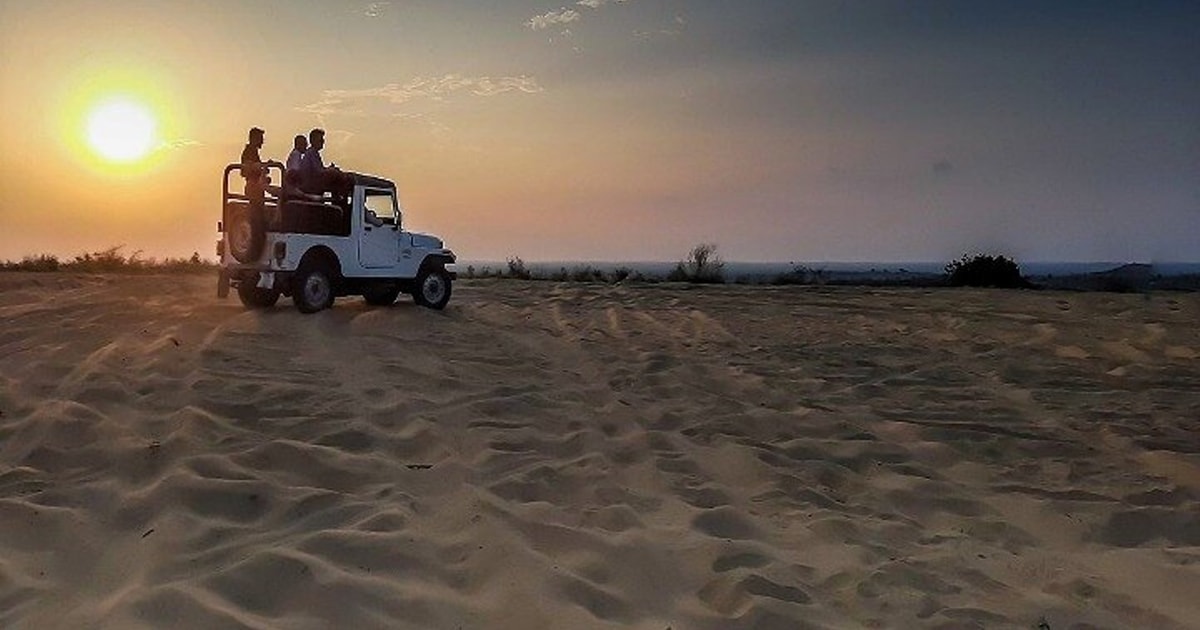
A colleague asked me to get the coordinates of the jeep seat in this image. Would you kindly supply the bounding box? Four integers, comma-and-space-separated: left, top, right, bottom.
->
278, 200, 350, 237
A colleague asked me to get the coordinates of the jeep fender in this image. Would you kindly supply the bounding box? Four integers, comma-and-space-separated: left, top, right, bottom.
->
298, 246, 342, 277
419, 254, 456, 277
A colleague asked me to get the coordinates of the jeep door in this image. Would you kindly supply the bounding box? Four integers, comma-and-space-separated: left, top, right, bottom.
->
358, 188, 400, 268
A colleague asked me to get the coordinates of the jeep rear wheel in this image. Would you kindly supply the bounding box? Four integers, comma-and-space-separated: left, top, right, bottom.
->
293, 263, 336, 313
413, 267, 452, 310
237, 282, 280, 309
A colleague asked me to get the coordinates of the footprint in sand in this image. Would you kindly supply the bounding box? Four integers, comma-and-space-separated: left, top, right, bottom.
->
1139, 323, 1167, 345
1054, 345, 1090, 360
1031, 323, 1057, 344
697, 573, 810, 616
1164, 346, 1197, 360
1100, 340, 1152, 364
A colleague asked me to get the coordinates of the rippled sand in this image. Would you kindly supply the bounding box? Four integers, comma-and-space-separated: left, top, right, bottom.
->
1, 273, 1198, 628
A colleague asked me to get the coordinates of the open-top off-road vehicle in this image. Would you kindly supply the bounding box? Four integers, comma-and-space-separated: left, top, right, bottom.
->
217, 164, 456, 313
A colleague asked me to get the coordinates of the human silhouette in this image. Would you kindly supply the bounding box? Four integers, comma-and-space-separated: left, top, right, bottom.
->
239, 127, 282, 201
298, 128, 352, 208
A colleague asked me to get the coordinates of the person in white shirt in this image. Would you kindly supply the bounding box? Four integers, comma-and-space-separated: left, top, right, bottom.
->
286, 135, 306, 172
283, 134, 307, 198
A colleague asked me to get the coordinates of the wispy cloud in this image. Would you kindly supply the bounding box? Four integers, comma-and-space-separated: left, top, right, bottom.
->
634, 14, 686, 39
527, 0, 632, 30
576, 0, 631, 8
297, 74, 544, 117
157, 138, 201, 151
527, 8, 580, 30
364, 2, 389, 17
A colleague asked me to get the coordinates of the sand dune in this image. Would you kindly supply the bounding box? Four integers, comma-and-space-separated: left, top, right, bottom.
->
1, 273, 1198, 628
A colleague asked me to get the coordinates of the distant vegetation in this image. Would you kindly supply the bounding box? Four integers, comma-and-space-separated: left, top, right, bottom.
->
464, 257, 646, 284
9, 245, 1188, 292
463, 245, 725, 285
1, 246, 216, 274
768, 265, 826, 286
944, 254, 1028, 288
505, 256, 532, 280
667, 243, 725, 284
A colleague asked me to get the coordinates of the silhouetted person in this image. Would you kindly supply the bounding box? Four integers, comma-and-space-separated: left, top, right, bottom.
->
283, 134, 310, 198
240, 127, 281, 201
299, 128, 352, 207
286, 135, 307, 172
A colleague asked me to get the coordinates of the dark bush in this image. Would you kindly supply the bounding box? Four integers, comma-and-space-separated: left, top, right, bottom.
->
569, 266, 605, 283
6, 254, 61, 272
505, 256, 531, 280
771, 265, 824, 286
945, 254, 1027, 288
668, 243, 725, 284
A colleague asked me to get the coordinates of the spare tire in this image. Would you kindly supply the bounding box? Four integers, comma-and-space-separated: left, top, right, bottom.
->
228, 203, 266, 263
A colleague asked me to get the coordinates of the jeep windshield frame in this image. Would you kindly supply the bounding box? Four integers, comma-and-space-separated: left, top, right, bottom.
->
362, 187, 400, 227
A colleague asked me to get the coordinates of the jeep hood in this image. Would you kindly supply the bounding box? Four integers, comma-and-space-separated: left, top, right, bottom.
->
410, 232, 444, 249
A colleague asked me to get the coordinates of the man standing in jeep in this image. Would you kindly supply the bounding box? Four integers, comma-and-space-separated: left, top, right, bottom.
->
240, 127, 281, 201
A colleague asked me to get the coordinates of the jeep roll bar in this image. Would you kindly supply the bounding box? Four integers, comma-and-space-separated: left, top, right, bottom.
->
222, 162, 285, 204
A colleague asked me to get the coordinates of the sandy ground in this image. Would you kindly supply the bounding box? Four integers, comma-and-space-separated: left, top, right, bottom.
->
1, 273, 1198, 629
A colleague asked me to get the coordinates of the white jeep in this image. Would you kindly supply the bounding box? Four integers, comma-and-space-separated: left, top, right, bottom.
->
217, 164, 456, 313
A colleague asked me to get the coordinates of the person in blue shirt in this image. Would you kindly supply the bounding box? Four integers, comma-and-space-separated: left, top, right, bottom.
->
298, 128, 352, 207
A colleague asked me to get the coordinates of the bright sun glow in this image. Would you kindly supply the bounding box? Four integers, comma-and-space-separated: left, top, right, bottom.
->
86, 99, 158, 162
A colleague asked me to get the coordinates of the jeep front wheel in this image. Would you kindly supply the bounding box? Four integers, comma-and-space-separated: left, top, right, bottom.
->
413, 267, 452, 310
237, 282, 280, 309
293, 264, 336, 313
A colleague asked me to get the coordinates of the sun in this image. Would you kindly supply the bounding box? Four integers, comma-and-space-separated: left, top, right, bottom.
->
85, 98, 158, 163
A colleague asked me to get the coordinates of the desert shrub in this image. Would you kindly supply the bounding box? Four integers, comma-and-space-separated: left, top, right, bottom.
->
156, 252, 215, 273
70, 246, 134, 273
2, 247, 217, 274
506, 256, 531, 280
7, 254, 62, 272
771, 265, 824, 285
945, 254, 1027, 288
668, 243, 725, 284
570, 266, 605, 283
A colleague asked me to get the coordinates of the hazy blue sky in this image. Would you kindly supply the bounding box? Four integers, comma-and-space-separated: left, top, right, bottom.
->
1, 0, 1196, 261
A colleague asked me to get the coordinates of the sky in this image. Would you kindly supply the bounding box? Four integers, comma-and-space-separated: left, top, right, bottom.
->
0, 0, 1196, 263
